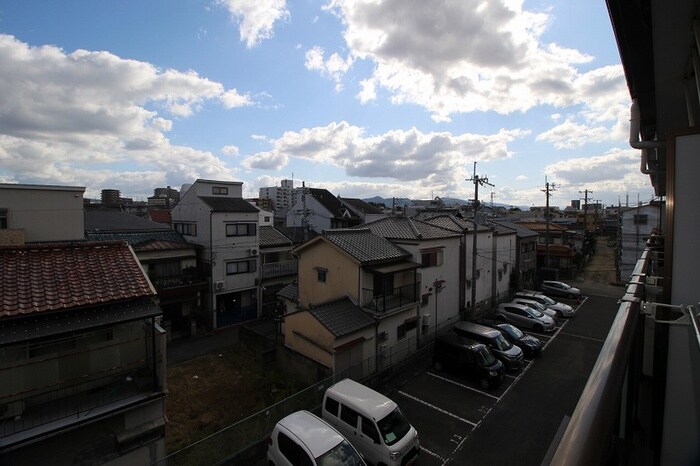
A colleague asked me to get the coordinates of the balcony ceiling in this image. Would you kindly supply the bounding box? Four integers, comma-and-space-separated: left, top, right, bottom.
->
606, 0, 700, 195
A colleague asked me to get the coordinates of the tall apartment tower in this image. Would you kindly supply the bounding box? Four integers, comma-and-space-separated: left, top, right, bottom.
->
259, 179, 296, 219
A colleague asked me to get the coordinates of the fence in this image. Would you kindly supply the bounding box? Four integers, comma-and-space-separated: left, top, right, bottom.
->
157, 322, 448, 465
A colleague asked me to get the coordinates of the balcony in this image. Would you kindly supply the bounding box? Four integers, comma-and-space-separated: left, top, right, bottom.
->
261, 260, 297, 279
548, 236, 700, 465
361, 283, 419, 313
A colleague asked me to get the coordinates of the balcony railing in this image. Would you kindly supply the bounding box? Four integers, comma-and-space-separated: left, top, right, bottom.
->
361, 283, 419, 313
547, 236, 700, 465
150, 272, 208, 291
261, 260, 297, 279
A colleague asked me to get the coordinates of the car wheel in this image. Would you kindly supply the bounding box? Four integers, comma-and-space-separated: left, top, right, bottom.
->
433, 361, 443, 372
534, 324, 543, 332
569, 293, 577, 299
556, 311, 563, 318
480, 378, 490, 389
497, 315, 507, 322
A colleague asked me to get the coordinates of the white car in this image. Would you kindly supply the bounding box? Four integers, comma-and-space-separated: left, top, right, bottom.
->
509, 298, 557, 319
268, 410, 366, 466
496, 302, 556, 333
540, 280, 581, 299
515, 291, 576, 318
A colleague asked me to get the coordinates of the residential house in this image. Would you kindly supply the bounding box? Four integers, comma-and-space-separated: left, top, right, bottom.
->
286, 187, 361, 233
0, 241, 166, 465
171, 179, 261, 329
618, 202, 663, 282
285, 228, 421, 375
0, 183, 85, 244
516, 221, 578, 277
360, 216, 462, 335
415, 212, 503, 318
258, 210, 297, 319
85, 208, 206, 340
491, 219, 539, 291
338, 196, 386, 224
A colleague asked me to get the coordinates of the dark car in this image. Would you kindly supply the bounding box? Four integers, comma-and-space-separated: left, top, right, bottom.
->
540, 280, 581, 299
479, 320, 543, 358
433, 333, 505, 389
452, 321, 524, 370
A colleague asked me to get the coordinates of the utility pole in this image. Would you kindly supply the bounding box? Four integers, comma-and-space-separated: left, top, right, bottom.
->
466, 162, 493, 320
543, 178, 556, 269
579, 189, 591, 233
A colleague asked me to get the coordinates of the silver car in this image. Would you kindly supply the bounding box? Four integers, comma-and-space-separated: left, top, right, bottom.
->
509, 298, 557, 318
540, 280, 581, 299
496, 302, 556, 333
515, 291, 576, 318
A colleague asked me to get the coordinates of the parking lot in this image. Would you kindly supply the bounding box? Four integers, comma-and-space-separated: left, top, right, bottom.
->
381, 292, 620, 465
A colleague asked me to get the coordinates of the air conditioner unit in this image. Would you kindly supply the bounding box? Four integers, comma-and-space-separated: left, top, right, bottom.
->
215, 281, 225, 290
250, 248, 258, 256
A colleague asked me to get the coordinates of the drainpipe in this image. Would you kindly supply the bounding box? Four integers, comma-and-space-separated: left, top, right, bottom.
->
629, 99, 664, 174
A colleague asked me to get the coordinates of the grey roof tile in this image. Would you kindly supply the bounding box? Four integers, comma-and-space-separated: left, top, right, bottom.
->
323, 228, 411, 265
260, 226, 293, 248
199, 197, 260, 213
309, 296, 375, 337
362, 216, 460, 240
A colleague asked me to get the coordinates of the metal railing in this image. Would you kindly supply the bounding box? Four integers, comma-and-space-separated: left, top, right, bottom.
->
261, 260, 297, 279
361, 283, 419, 312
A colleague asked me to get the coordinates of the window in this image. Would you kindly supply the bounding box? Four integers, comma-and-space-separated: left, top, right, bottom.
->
0, 209, 7, 229
421, 248, 444, 267
277, 432, 313, 466
340, 405, 359, 428
498, 269, 503, 281
174, 222, 197, 236
316, 268, 327, 283
226, 223, 256, 237
212, 186, 228, 195
264, 216, 271, 222
226, 259, 257, 275
405, 319, 418, 332
397, 323, 406, 340
361, 415, 380, 443
324, 397, 340, 417
634, 214, 648, 225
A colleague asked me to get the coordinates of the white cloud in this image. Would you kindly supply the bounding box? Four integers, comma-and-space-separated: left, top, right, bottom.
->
516, 175, 527, 181
0, 34, 243, 194
222, 145, 240, 155
242, 122, 528, 197
218, 0, 289, 48
305, 46, 353, 91
318, 0, 603, 121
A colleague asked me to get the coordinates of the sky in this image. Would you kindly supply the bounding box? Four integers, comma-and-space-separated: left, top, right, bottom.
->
0, 0, 656, 209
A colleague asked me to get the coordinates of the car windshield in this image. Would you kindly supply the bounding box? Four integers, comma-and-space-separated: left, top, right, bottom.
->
474, 346, 497, 366
492, 333, 512, 350
316, 439, 365, 466
542, 296, 556, 305
377, 407, 411, 446
501, 324, 524, 339
525, 307, 544, 318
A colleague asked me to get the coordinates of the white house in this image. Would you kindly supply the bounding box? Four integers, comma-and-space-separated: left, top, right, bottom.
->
286, 186, 361, 233
171, 179, 261, 328
619, 202, 663, 281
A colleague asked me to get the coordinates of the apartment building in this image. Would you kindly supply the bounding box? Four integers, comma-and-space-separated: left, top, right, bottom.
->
171, 179, 261, 329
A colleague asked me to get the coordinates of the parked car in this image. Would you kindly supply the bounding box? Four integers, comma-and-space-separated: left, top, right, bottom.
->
322, 379, 420, 466
540, 280, 581, 299
478, 319, 543, 358
515, 291, 576, 318
452, 321, 524, 370
268, 410, 367, 466
495, 302, 556, 333
433, 333, 505, 388
509, 297, 557, 318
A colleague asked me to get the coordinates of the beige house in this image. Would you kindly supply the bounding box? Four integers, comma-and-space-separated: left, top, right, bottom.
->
285, 228, 421, 376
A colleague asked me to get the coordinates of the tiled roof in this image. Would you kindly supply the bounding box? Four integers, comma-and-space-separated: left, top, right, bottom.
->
516, 221, 568, 232
491, 219, 539, 238
132, 239, 195, 253
338, 197, 383, 215
277, 283, 298, 301
277, 226, 319, 245
309, 188, 360, 220
362, 216, 460, 240
148, 208, 172, 224
487, 221, 517, 235
260, 226, 293, 248
323, 228, 411, 265
86, 230, 187, 246
309, 296, 375, 337
0, 241, 156, 318
85, 208, 172, 231
199, 196, 260, 213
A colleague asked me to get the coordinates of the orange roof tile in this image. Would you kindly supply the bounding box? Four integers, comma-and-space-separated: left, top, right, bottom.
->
0, 241, 156, 318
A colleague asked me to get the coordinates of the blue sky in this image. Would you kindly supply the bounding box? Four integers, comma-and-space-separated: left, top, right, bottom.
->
0, 0, 655, 208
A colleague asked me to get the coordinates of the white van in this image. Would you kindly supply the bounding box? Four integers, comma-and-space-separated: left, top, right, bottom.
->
322, 378, 420, 466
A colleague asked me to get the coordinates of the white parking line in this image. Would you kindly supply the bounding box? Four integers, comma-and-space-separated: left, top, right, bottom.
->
397, 390, 478, 428
426, 372, 500, 400
419, 446, 446, 463
558, 331, 605, 343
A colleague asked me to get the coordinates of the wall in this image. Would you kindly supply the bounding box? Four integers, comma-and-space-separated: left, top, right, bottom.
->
297, 241, 359, 307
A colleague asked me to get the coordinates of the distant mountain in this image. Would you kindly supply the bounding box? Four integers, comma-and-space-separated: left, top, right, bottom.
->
363, 196, 516, 209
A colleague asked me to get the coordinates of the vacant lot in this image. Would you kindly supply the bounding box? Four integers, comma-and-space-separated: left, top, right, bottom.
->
165, 342, 303, 452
